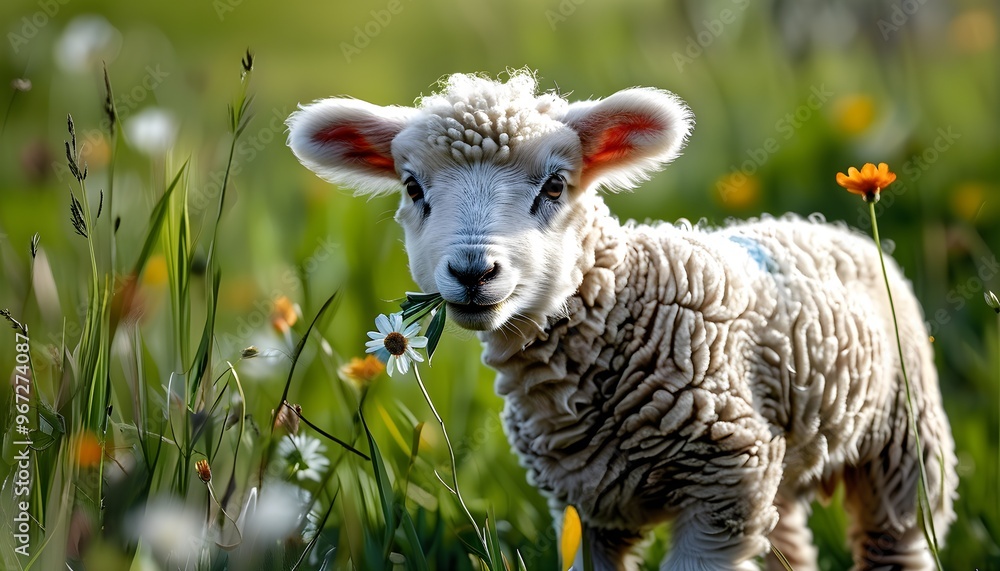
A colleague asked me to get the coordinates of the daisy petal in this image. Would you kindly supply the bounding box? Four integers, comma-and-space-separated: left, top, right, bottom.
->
402, 322, 422, 338
374, 314, 392, 334
409, 336, 428, 348
386, 355, 397, 377
406, 347, 424, 363
389, 313, 403, 331
369, 347, 389, 363
396, 355, 410, 375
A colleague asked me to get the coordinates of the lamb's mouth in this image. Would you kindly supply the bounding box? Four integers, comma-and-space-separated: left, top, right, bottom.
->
447, 301, 506, 331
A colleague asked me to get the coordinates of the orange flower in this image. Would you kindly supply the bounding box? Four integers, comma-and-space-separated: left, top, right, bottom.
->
74, 431, 103, 468
270, 296, 299, 334
195, 459, 212, 483
836, 162, 896, 202
338, 355, 386, 389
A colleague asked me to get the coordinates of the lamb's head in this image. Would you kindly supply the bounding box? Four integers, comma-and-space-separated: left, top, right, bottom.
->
287, 72, 691, 331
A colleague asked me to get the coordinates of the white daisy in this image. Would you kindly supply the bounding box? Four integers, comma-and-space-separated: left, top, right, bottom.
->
125, 107, 178, 157
276, 434, 330, 482
54, 15, 122, 73
128, 496, 208, 562
242, 481, 310, 543
365, 313, 428, 377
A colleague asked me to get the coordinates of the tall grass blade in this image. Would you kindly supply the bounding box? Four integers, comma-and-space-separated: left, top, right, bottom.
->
359, 410, 397, 562
485, 507, 504, 570
399, 509, 431, 571
191, 266, 222, 396
132, 161, 188, 276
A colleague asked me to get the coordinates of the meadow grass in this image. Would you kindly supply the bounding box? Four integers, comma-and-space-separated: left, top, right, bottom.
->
0, 54, 573, 571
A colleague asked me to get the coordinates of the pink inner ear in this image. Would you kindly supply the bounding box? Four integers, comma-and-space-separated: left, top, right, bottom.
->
584, 114, 660, 168
313, 125, 395, 172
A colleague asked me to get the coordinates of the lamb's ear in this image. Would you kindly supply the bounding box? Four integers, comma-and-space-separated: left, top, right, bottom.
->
286, 98, 416, 195
562, 88, 692, 191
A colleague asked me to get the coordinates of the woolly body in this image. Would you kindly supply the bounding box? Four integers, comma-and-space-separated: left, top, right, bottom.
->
287, 72, 956, 570
488, 208, 954, 570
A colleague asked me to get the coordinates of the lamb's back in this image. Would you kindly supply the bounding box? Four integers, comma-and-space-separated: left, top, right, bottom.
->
716, 217, 909, 492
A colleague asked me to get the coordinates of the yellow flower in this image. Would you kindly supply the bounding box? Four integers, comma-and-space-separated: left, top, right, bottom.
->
80, 134, 111, 169
950, 182, 987, 221
832, 95, 876, 136
560, 505, 582, 571
141, 254, 168, 287
338, 355, 386, 389
836, 162, 896, 203
715, 172, 760, 209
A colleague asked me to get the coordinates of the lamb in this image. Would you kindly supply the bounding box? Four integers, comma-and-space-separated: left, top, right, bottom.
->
286, 72, 957, 570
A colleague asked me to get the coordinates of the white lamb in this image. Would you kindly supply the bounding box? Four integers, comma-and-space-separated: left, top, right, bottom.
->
286, 72, 956, 570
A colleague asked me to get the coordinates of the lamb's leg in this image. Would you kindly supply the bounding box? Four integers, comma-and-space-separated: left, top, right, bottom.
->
658, 510, 770, 571
583, 526, 646, 571
842, 399, 955, 571
765, 494, 818, 571
659, 433, 785, 571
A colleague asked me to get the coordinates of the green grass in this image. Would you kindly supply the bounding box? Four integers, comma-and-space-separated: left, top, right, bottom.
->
1, 1, 999, 569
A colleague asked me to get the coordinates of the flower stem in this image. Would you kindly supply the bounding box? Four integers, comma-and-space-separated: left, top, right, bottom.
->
867, 201, 941, 569
411, 366, 489, 560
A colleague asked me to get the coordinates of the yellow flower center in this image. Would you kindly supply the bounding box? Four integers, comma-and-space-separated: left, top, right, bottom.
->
384, 332, 407, 356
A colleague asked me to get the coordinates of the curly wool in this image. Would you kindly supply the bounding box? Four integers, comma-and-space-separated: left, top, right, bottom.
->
484, 206, 956, 570
413, 72, 569, 163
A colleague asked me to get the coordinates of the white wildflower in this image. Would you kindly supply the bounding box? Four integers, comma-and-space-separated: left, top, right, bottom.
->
276, 433, 330, 482
54, 15, 121, 73
242, 481, 310, 543
365, 312, 427, 376
128, 497, 207, 563
125, 107, 178, 156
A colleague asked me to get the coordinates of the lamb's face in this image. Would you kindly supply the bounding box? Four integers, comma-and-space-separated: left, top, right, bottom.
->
389, 122, 592, 330
287, 73, 692, 332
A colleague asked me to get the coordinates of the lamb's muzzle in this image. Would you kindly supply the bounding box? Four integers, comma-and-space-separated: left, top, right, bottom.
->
287, 71, 957, 570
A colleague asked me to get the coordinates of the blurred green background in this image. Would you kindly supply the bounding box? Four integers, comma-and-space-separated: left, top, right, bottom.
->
1, 0, 998, 569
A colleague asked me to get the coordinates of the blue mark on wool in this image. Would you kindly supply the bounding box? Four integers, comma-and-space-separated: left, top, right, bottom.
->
728, 236, 778, 272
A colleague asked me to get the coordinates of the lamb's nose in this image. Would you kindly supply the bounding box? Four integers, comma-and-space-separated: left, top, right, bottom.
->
449, 262, 499, 290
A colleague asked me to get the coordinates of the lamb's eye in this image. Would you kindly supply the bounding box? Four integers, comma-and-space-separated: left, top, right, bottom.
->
541, 174, 565, 200
405, 178, 424, 201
